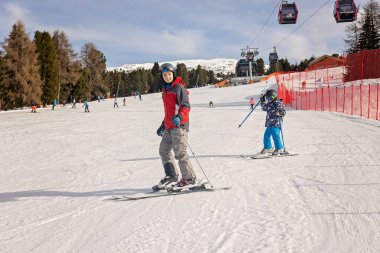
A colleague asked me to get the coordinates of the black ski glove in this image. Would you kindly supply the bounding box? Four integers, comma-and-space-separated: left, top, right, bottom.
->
156, 122, 165, 136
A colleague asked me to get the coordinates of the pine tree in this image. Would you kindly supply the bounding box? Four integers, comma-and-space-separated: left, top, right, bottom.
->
363, 0, 380, 30
0, 54, 3, 110
0, 20, 41, 110
345, 0, 380, 53
176, 63, 190, 86
137, 69, 150, 94
149, 62, 160, 92
80, 43, 107, 100
256, 58, 265, 75
34, 31, 59, 105
279, 58, 291, 71
207, 70, 217, 84
52, 31, 80, 103
194, 65, 208, 86
344, 22, 361, 53
358, 11, 380, 50
74, 68, 91, 101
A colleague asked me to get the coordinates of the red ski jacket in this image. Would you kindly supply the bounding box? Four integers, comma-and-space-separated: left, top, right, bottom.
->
162, 77, 190, 130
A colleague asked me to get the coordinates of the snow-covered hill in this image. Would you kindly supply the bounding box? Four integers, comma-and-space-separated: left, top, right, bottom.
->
107, 58, 238, 75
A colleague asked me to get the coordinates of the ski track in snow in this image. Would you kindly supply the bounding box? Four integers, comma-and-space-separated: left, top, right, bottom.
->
1, 82, 380, 252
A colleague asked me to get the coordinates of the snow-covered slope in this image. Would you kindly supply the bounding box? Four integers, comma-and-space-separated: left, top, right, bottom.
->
1, 82, 380, 252
107, 58, 238, 75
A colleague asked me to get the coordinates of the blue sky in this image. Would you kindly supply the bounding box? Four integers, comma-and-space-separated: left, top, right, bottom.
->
0, 0, 365, 67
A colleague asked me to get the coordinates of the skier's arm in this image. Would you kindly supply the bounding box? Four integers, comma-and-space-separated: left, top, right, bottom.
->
277, 103, 286, 117
175, 86, 190, 121
261, 101, 268, 111
260, 95, 268, 111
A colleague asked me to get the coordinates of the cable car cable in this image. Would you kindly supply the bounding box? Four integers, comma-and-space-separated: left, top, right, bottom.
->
261, 0, 332, 53
249, 0, 282, 47
274, 0, 332, 48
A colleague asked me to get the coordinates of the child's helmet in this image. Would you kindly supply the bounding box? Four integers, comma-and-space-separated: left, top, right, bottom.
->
265, 89, 277, 102
159, 63, 176, 77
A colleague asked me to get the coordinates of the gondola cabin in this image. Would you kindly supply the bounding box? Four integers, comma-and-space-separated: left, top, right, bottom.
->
278, 1, 298, 24
334, 0, 357, 23
235, 59, 257, 77
269, 52, 279, 64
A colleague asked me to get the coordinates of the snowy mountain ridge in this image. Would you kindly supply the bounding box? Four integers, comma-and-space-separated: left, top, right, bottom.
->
107, 58, 238, 75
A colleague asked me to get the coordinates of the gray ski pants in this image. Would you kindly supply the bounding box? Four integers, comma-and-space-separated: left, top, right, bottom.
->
159, 128, 196, 180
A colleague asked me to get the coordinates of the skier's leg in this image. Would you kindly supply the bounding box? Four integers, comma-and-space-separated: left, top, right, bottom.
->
272, 127, 284, 150
171, 128, 196, 180
263, 127, 273, 149
159, 130, 178, 177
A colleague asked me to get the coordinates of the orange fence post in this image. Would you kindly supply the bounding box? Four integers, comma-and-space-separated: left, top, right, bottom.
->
351, 84, 354, 115
368, 83, 371, 119
343, 85, 346, 114
360, 84, 362, 116
336, 87, 338, 112
377, 84, 379, 120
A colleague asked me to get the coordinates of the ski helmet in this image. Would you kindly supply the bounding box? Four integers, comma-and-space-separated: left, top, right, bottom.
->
265, 89, 277, 102
159, 63, 176, 77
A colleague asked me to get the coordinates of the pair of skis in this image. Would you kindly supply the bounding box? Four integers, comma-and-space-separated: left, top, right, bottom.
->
241, 151, 298, 159
107, 181, 230, 201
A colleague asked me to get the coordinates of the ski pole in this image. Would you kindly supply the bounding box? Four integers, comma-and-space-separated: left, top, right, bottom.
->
279, 118, 286, 152
238, 102, 260, 128
180, 128, 214, 188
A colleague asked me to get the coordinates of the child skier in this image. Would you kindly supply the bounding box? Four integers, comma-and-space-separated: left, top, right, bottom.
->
260, 89, 286, 155
83, 100, 90, 112
154, 63, 197, 191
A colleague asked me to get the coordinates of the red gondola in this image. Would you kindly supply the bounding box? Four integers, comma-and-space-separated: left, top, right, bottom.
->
334, 0, 357, 23
278, 1, 298, 24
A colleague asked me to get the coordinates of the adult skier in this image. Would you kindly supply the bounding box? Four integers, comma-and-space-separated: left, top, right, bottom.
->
249, 97, 255, 110
260, 89, 286, 155
154, 63, 197, 191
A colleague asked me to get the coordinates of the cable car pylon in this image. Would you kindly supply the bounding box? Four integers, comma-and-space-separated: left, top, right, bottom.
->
240, 46, 259, 84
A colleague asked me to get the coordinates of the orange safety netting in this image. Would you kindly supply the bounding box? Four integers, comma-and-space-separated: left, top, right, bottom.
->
272, 48, 380, 120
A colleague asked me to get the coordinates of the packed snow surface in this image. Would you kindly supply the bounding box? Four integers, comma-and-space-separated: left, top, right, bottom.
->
1, 82, 380, 253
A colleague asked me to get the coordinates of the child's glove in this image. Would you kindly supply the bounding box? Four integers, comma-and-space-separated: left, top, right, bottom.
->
172, 116, 181, 126
156, 123, 165, 136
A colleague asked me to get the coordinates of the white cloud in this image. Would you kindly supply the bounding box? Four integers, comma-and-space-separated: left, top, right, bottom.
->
0, 3, 30, 36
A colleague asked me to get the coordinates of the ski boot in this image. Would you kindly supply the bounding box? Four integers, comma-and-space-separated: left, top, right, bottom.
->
272, 149, 286, 156
152, 176, 178, 191
167, 178, 200, 192
260, 148, 274, 155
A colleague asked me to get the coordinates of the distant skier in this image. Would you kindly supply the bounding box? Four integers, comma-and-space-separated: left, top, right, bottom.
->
139, 93, 142, 101
83, 100, 90, 112
31, 101, 37, 113
153, 63, 197, 191
249, 97, 255, 110
123, 97, 126, 106
52, 99, 57, 110
259, 89, 286, 155
114, 97, 119, 108
72, 98, 76, 109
